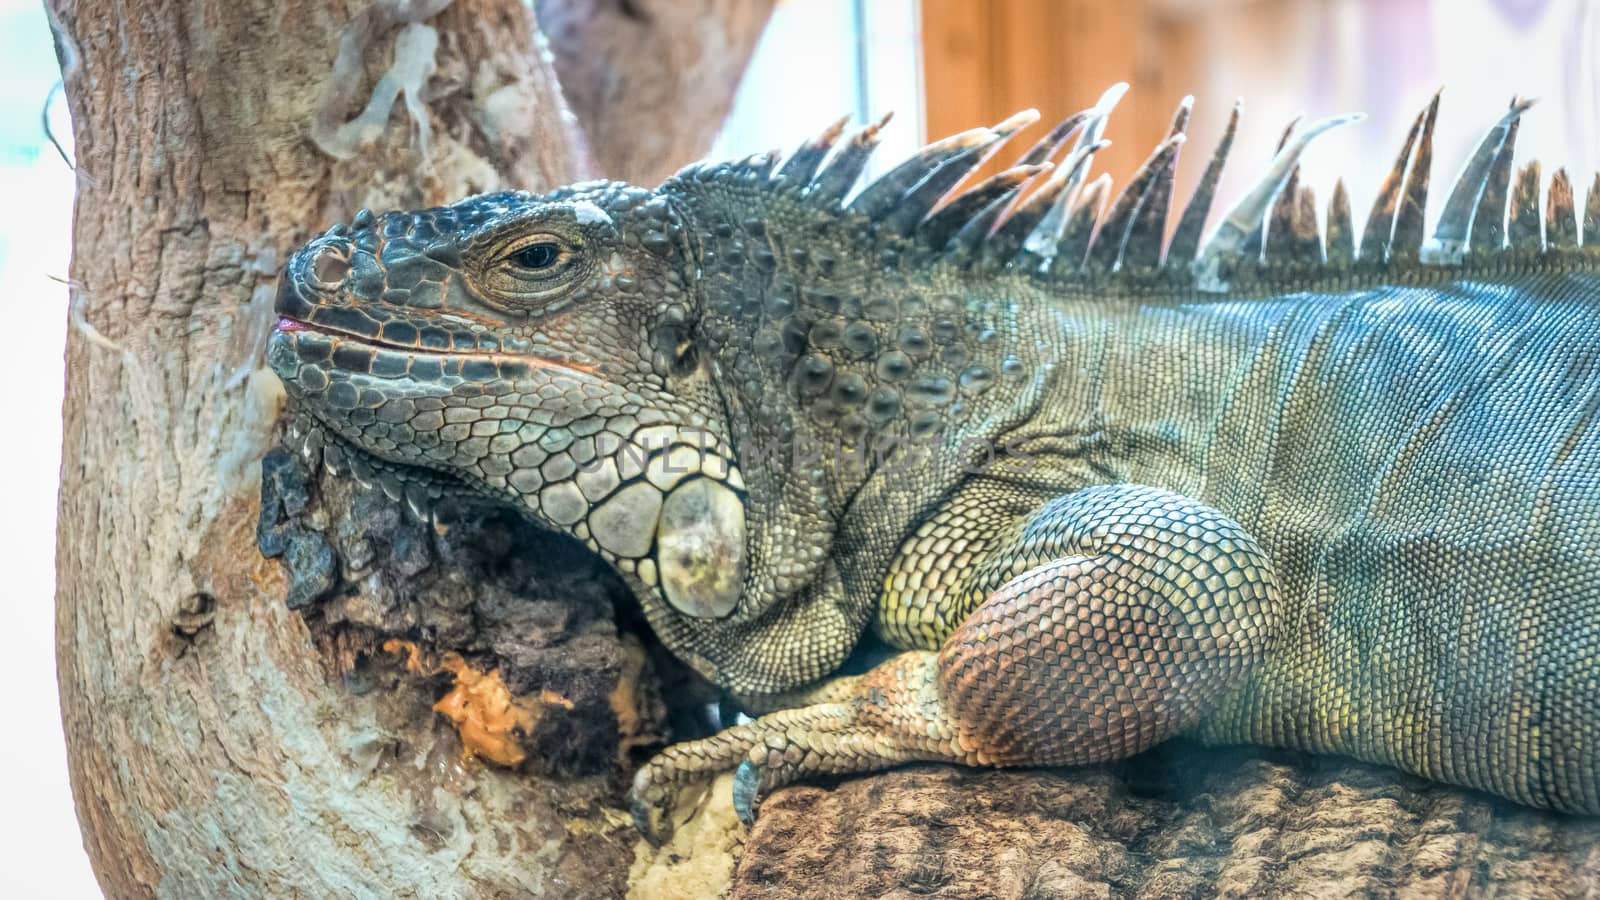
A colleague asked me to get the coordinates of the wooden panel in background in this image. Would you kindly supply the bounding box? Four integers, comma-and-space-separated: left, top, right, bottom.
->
921, 1, 1600, 259
921, 0, 1200, 195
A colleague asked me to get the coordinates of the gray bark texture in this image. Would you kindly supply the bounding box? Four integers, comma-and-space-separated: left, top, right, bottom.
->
49, 0, 766, 895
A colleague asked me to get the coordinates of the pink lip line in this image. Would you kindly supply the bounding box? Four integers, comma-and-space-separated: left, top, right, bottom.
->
274, 317, 600, 376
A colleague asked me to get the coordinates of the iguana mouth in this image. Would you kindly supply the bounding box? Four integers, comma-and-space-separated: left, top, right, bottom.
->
275, 316, 425, 353
273, 316, 601, 379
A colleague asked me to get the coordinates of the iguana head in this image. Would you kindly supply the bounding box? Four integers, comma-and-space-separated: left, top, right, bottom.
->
269, 180, 767, 626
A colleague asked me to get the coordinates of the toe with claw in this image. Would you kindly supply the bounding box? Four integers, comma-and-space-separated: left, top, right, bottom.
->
732, 760, 763, 827
629, 763, 679, 845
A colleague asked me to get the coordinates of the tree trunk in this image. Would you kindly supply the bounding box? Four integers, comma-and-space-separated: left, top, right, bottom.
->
50, 0, 766, 895
536, 0, 780, 186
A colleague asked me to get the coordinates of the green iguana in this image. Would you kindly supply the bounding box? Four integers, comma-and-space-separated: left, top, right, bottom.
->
267, 83, 1600, 836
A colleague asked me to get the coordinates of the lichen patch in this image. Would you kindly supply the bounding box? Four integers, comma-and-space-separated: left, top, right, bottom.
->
381, 641, 578, 767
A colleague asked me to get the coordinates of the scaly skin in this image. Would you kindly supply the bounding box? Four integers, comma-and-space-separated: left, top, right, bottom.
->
268, 91, 1600, 837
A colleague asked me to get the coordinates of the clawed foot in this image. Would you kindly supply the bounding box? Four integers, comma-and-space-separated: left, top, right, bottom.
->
628, 753, 773, 841
626, 701, 874, 840
628, 653, 950, 841
628, 712, 778, 844
628, 707, 834, 842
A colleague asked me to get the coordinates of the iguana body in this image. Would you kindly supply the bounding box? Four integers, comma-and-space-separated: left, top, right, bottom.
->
267, 86, 1600, 830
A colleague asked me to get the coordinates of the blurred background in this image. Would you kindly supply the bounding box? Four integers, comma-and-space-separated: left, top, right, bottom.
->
918, 0, 1598, 249
1, 0, 1595, 895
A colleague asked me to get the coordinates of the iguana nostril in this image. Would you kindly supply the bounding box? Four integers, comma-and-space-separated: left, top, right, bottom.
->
309, 245, 352, 289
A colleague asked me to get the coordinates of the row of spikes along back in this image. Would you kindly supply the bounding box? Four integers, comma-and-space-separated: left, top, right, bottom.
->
687, 83, 1591, 292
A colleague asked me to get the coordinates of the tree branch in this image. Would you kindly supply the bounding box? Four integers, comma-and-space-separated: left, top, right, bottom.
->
537, 0, 779, 185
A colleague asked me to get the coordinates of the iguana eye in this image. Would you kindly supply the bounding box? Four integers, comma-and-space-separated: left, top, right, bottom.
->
509, 241, 561, 270
471, 232, 590, 312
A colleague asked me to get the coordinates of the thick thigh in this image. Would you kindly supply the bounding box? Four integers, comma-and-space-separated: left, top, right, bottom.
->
941, 547, 1271, 767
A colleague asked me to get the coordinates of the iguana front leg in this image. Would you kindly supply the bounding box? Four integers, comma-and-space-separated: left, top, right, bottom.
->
632, 484, 1282, 837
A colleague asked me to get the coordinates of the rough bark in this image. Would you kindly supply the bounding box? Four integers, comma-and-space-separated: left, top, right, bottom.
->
536, 0, 779, 186
50, 0, 762, 895
725, 746, 1600, 899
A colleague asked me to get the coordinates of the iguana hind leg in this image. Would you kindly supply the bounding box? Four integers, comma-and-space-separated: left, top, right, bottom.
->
632, 484, 1282, 836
